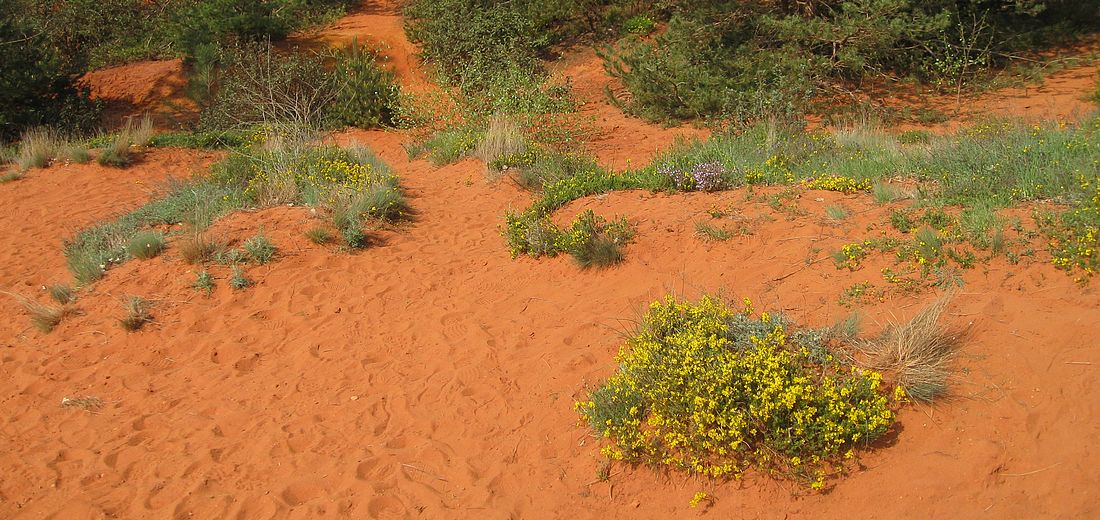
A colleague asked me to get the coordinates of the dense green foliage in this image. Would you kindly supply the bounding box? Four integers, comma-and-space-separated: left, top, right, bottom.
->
0, 4, 100, 141
198, 43, 401, 131
606, 0, 1099, 122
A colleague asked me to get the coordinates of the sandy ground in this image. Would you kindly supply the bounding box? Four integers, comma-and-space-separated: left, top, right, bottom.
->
7, 2, 1100, 519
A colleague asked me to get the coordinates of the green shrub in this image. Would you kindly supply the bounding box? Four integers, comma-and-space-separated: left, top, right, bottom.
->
328, 43, 401, 128
577, 296, 895, 489
229, 265, 252, 289
193, 270, 215, 294
243, 234, 277, 264
126, 231, 166, 259
0, 7, 101, 141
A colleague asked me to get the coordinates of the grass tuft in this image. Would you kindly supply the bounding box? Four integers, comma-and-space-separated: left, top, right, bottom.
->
97, 115, 154, 167
475, 113, 526, 170
695, 221, 732, 242
856, 294, 963, 402
119, 296, 152, 331
178, 234, 219, 264
305, 226, 334, 244
229, 265, 252, 289
18, 297, 68, 333
60, 396, 103, 411
48, 284, 75, 305
126, 231, 166, 260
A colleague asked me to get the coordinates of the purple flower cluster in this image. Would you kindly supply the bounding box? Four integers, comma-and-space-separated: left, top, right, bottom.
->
691, 162, 726, 192
659, 164, 692, 191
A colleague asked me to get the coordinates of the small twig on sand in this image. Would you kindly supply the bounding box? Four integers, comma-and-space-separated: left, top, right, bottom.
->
1000, 462, 1062, 477
1065, 361, 1092, 365
401, 463, 448, 482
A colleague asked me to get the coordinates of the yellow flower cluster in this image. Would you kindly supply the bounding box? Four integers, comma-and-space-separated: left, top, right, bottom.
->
576, 296, 894, 489
801, 175, 872, 193
1048, 173, 1100, 277
833, 240, 873, 270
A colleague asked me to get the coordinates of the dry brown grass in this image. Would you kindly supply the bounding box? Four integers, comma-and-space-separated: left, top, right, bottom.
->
178, 233, 219, 264
8, 293, 75, 333
61, 396, 103, 411
855, 293, 965, 402
119, 296, 152, 331
474, 113, 526, 170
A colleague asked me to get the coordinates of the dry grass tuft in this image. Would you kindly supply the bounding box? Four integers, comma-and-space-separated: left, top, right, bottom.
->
178, 233, 219, 264
119, 296, 152, 331
61, 395, 103, 411
855, 293, 965, 401
98, 115, 154, 167
474, 113, 526, 169
8, 293, 75, 333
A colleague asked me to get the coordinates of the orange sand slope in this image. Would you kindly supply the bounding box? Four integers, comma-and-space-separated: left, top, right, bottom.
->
2, 129, 1099, 518
7, 2, 1100, 518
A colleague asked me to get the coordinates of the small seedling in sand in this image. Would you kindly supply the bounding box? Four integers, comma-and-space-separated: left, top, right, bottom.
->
305, 226, 333, 244
127, 230, 166, 260
193, 270, 215, 294
230, 265, 252, 289
119, 296, 152, 331
244, 234, 277, 264
48, 284, 75, 305
695, 221, 731, 242
61, 396, 103, 412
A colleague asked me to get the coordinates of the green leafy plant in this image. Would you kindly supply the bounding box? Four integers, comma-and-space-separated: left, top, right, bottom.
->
229, 265, 252, 289
193, 270, 215, 294
243, 234, 277, 264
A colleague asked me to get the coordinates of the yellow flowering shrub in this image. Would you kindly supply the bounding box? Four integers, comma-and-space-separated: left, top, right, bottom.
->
1042, 174, 1100, 279
801, 174, 872, 193
577, 296, 894, 489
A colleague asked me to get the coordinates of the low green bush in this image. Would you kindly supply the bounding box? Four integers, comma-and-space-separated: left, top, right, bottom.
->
577, 296, 896, 489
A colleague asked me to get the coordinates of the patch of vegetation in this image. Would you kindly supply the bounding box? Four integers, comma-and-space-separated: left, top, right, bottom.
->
229, 265, 252, 290
505, 208, 634, 267
600, 1, 1099, 123
305, 226, 334, 244
193, 270, 215, 294
119, 296, 151, 331
856, 295, 961, 401
576, 296, 897, 489
65, 136, 403, 283
48, 284, 75, 305
198, 42, 401, 132
695, 221, 731, 242
126, 231, 167, 260
96, 116, 153, 167
243, 234, 277, 264
825, 204, 849, 222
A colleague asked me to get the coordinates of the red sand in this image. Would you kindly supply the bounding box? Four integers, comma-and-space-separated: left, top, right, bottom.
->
6, 4, 1100, 519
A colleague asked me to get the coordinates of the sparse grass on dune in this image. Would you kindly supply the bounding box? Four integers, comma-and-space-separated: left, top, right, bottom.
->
65, 132, 405, 283
12, 128, 92, 171
475, 113, 526, 171
97, 115, 154, 167
9, 293, 74, 333
243, 234, 277, 264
